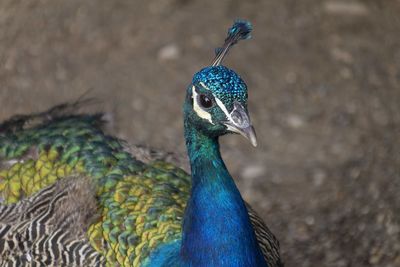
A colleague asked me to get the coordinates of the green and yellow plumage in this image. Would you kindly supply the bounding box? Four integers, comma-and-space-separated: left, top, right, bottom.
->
0, 111, 192, 266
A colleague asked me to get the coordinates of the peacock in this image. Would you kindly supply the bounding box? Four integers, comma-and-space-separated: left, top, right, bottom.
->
0, 20, 283, 267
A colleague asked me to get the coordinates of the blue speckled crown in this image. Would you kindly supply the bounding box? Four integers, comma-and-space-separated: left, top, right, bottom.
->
192, 66, 247, 110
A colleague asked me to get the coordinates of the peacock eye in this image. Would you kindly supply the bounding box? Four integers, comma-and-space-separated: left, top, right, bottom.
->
199, 94, 213, 109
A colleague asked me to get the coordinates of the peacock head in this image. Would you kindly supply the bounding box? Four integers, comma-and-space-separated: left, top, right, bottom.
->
184, 20, 257, 146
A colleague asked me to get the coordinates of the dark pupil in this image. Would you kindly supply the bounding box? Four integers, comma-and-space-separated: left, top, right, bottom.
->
199, 94, 213, 108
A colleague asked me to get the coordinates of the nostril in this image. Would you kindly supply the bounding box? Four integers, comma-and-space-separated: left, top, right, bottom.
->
231, 111, 243, 125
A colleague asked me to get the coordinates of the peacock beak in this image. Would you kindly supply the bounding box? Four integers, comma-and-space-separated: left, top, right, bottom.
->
223, 101, 258, 147
238, 125, 258, 147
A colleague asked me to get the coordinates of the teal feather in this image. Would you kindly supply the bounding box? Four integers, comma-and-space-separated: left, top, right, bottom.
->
213, 19, 253, 66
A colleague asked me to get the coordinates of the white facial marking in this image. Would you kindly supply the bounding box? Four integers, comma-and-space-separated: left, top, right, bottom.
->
214, 96, 235, 124
199, 82, 211, 91
192, 86, 214, 124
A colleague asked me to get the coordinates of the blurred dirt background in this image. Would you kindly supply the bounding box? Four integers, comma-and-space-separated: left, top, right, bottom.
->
1, 0, 400, 266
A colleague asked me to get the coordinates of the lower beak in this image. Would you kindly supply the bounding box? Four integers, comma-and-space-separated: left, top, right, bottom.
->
225, 123, 258, 147
238, 125, 257, 147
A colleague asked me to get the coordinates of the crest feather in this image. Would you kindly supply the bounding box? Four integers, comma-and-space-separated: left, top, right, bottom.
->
212, 20, 253, 66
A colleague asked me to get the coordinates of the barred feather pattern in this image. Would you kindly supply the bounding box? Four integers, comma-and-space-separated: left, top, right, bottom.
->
0, 176, 104, 266
0, 104, 282, 267
246, 204, 284, 267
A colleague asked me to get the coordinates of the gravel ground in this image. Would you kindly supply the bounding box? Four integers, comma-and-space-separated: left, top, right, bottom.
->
1, 1, 399, 266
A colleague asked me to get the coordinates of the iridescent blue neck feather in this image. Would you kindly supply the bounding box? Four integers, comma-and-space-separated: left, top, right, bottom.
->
179, 117, 267, 267
144, 115, 267, 267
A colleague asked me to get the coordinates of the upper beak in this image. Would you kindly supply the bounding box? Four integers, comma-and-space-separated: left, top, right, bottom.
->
223, 101, 258, 147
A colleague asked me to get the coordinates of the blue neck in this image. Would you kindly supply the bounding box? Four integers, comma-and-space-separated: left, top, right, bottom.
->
180, 121, 267, 267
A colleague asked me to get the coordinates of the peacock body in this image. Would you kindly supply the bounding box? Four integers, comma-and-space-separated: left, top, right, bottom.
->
0, 21, 282, 267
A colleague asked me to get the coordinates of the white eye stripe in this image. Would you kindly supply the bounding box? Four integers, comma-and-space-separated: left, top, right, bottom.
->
199, 82, 211, 91
214, 96, 234, 123
192, 86, 214, 124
